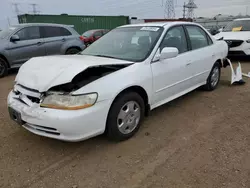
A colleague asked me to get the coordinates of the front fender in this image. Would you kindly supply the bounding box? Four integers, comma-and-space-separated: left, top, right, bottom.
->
72, 63, 154, 104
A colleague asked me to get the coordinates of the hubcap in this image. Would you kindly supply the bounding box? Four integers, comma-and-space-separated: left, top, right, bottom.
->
117, 101, 141, 134
211, 67, 219, 87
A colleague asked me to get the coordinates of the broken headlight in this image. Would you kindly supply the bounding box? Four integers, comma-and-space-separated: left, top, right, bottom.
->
40, 93, 98, 110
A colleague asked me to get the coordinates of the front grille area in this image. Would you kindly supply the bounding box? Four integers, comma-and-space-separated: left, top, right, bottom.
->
14, 84, 41, 105
24, 123, 60, 136
225, 40, 244, 48
26, 96, 40, 103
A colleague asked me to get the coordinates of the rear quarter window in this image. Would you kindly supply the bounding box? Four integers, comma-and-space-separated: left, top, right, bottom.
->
41, 26, 72, 38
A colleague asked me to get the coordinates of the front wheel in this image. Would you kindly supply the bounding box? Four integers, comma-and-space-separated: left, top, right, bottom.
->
203, 62, 221, 91
106, 92, 145, 141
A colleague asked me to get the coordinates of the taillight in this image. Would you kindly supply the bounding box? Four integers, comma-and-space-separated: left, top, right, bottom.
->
79, 36, 84, 41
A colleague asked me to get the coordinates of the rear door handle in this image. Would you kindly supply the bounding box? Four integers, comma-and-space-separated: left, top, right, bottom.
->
37, 42, 44, 46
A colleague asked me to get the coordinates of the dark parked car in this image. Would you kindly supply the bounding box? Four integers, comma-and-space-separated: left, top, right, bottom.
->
0, 23, 86, 78
82, 29, 109, 46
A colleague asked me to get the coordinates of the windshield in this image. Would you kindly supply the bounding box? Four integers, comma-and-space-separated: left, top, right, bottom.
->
80, 26, 163, 62
0, 27, 16, 39
223, 20, 250, 32
82, 30, 95, 37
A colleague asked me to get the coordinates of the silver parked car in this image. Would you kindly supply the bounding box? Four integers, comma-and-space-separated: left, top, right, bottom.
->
0, 23, 86, 77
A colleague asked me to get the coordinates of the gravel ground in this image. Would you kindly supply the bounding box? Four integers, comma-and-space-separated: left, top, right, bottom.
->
0, 62, 250, 188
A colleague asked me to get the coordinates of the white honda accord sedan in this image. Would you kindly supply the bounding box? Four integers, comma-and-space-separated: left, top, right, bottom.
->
8, 22, 228, 142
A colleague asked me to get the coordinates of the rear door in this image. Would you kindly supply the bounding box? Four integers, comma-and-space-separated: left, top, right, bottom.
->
8, 26, 46, 66
184, 25, 215, 85
40, 26, 72, 55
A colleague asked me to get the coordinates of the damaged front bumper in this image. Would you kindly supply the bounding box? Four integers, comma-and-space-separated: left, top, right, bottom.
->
7, 90, 111, 142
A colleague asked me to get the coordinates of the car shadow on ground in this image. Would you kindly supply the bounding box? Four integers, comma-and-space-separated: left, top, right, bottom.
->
8, 68, 19, 75
229, 56, 250, 62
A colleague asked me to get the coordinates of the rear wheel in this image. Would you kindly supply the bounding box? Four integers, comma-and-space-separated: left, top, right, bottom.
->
0, 57, 8, 78
106, 92, 145, 141
65, 48, 80, 55
203, 62, 221, 91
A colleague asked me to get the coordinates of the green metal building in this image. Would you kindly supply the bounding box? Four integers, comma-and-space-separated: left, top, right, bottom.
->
18, 14, 130, 34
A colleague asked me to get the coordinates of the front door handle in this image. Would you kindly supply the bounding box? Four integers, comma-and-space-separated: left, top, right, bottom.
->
62, 38, 66, 42
186, 63, 192, 66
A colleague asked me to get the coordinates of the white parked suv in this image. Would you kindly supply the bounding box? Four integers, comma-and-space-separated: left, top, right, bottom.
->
215, 18, 250, 56
8, 22, 228, 142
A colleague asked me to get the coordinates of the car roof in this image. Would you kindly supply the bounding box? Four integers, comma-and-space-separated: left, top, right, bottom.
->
11, 23, 74, 28
234, 18, 250, 21
119, 21, 199, 28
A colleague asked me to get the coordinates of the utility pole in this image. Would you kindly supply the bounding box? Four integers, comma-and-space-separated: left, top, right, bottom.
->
30, 3, 39, 14
12, 3, 20, 15
164, 0, 175, 19
185, 0, 197, 18
183, 2, 186, 18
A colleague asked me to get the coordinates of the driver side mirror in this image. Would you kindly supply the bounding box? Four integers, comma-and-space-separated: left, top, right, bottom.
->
10, 35, 20, 42
160, 47, 179, 60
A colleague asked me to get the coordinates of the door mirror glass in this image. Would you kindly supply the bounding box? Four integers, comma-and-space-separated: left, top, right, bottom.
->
160, 47, 179, 60
10, 35, 20, 42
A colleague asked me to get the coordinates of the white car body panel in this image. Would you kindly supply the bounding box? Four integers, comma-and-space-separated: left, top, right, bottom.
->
8, 22, 228, 142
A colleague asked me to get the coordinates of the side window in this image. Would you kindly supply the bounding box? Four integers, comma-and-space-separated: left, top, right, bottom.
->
186, 26, 210, 50
94, 31, 102, 38
60, 27, 72, 36
41, 26, 63, 38
160, 26, 188, 54
15, 27, 40, 41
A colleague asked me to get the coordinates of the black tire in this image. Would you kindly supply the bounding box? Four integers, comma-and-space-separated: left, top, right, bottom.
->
106, 92, 145, 141
203, 62, 221, 91
0, 57, 8, 78
65, 48, 80, 55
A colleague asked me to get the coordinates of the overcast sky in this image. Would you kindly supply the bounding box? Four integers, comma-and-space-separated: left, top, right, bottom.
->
0, 0, 249, 28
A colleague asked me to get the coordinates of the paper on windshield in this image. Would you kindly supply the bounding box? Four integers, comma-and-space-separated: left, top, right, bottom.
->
232, 26, 242, 32
140, 27, 159, 32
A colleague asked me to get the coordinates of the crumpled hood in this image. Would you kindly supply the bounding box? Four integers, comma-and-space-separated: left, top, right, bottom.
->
214, 31, 250, 40
16, 55, 132, 92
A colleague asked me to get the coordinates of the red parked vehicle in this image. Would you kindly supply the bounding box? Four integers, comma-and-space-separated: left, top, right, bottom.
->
81, 29, 109, 46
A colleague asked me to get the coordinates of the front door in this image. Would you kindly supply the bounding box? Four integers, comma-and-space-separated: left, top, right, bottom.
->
8, 26, 46, 66
151, 25, 194, 108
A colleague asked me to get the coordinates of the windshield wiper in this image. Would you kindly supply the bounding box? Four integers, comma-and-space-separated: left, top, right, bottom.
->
94, 55, 118, 59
